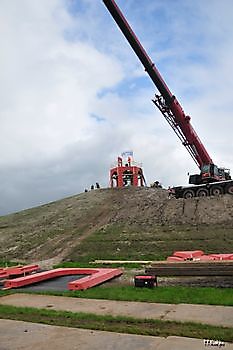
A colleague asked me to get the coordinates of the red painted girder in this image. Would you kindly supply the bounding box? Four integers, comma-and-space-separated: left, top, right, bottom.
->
166, 256, 185, 262
173, 250, 204, 259
68, 268, 123, 290
167, 251, 233, 261
0, 265, 39, 278
208, 254, 233, 261
3, 268, 123, 290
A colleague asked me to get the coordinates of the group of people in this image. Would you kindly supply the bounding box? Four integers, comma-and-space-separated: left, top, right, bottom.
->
85, 181, 174, 198
84, 182, 100, 192
150, 181, 162, 189
151, 180, 175, 198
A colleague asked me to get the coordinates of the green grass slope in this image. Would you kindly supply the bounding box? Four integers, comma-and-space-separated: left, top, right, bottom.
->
0, 187, 233, 264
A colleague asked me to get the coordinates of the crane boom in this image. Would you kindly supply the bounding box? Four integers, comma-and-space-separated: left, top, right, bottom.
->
103, 0, 213, 169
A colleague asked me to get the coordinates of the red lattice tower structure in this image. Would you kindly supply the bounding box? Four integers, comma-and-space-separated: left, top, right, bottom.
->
110, 153, 146, 188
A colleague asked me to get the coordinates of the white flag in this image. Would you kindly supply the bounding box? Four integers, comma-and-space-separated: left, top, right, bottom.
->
121, 150, 133, 157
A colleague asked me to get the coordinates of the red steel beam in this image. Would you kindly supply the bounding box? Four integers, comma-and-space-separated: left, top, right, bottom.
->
68, 268, 122, 290
3, 268, 123, 291
0, 265, 39, 279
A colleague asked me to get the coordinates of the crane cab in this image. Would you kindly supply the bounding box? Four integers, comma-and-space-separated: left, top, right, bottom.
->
189, 164, 231, 185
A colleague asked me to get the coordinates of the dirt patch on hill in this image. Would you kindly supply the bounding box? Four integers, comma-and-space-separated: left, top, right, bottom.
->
0, 188, 233, 264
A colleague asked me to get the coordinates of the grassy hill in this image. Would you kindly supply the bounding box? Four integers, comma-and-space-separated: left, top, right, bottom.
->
0, 187, 233, 265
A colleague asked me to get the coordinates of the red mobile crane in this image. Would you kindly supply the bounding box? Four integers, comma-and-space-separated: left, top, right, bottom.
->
103, 0, 233, 198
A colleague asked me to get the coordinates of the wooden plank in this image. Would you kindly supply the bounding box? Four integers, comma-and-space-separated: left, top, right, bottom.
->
146, 261, 233, 276
147, 266, 233, 271
150, 261, 233, 267
93, 260, 153, 264
146, 271, 233, 276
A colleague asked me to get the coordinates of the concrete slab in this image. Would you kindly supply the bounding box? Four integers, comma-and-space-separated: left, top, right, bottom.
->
164, 303, 233, 327
0, 293, 173, 320
0, 319, 164, 350
1, 319, 232, 350
1, 293, 233, 327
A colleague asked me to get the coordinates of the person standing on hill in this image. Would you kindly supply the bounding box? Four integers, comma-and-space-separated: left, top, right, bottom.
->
168, 186, 174, 199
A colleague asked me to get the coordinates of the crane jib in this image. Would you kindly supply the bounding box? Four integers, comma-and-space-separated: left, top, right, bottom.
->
103, 0, 213, 168
102, 0, 172, 103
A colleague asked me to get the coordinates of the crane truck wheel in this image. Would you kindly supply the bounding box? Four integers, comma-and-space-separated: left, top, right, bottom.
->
183, 189, 195, 199
196, 188, 209, 197
226, 184, 233, 195
210, 186, 223, 196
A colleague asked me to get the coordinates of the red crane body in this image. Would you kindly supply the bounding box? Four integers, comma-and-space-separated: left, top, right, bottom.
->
103, 0, 232, 197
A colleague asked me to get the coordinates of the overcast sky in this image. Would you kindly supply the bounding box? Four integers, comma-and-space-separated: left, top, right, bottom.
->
1, 0, 233, 215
